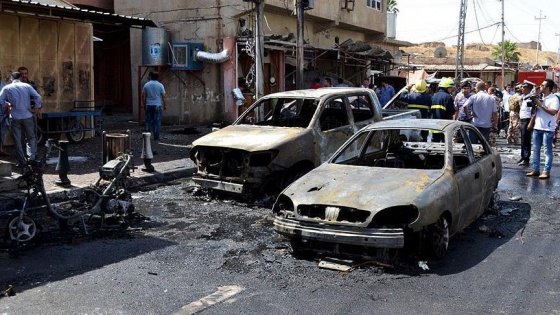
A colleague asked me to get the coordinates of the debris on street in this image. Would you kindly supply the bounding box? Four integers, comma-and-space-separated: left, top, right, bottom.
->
418, 261, 430, 271
509, 196, 523, 201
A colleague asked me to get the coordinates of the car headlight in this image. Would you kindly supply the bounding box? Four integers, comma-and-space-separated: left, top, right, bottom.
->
370, 206, 419, 228
273, 194, 294, 216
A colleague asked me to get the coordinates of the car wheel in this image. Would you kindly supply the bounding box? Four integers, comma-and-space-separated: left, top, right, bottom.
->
424, 215, 450, 259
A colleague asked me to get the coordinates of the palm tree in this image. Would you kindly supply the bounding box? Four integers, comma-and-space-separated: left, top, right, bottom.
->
492, 40, 521, 62
387, 0, 399, 13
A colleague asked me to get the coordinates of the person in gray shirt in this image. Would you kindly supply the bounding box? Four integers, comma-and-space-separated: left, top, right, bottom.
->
0, 71, 42, 166
463, 81, 498, 143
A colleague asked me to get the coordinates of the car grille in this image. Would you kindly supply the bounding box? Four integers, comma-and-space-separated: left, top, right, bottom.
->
198, 147, 246, 177
298, 205, 370, 223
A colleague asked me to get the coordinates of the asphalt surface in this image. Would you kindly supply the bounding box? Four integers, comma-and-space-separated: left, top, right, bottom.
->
1, 123, 560, 314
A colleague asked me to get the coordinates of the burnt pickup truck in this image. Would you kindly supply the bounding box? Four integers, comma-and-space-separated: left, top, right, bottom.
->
189, 88, 419, 196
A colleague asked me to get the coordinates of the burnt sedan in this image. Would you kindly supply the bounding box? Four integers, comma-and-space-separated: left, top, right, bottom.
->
273, 119, 502, 259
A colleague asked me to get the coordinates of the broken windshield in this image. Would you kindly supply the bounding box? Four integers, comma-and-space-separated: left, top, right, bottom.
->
237, 97, 319, 128
332, 128, 447, 170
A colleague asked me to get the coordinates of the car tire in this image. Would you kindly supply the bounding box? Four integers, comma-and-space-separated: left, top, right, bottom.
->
423, 215, 450, 259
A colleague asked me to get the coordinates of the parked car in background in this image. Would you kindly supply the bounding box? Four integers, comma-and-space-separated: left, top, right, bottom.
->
273, 119, 502, 259
189, 88, 420, 197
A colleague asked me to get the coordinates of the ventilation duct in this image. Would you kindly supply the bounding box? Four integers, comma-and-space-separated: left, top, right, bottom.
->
195, 49, 230, 64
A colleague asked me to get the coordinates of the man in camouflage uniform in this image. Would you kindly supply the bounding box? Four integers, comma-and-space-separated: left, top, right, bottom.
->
507, 85, 522, 144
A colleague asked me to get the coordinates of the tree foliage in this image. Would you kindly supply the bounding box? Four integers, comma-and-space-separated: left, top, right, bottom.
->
492, 40, 521, 62
387, 0, 399, 13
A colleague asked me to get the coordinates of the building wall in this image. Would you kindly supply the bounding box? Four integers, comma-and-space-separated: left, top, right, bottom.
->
0, 12, 93, 112
114, 0, 387, 124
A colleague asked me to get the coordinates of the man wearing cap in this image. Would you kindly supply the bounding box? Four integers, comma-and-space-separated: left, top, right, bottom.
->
517, 80, 536, 166
526, 79, 559, 179
0, 71, 42, 167
454, 81, 474, 121
399, 79, 431, 118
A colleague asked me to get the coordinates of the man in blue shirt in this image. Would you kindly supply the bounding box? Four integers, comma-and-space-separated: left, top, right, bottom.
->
0, 72, 42, 166
142, 71, 167, 142
378, 79, 395, 107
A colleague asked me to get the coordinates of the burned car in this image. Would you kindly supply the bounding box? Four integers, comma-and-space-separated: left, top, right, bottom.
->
189, 88, 419, 196
273, 119, 502, 259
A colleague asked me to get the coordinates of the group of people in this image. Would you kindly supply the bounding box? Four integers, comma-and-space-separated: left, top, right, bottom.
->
399, 77, 560, 179
310, 77, 396, 107
0, 67, 42, 168
0, 68, 166, 169
507, 79, 560, 179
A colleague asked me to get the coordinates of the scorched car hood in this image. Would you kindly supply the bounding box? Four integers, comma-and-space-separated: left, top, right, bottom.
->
282, 163, 444, 210
192, 125, 305, 151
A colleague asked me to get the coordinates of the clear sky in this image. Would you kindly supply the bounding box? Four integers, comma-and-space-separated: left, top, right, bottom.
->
395, 0, 560, 55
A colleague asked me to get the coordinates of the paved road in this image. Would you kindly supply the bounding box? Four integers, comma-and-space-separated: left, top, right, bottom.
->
1, 150, 559, 314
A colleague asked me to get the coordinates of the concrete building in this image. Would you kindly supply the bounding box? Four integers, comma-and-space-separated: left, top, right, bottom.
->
0, 0, 153, 142
114, 0, 403, 124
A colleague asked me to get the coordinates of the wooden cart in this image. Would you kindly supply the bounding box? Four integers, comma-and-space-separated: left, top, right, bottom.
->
36, 101, 104, 145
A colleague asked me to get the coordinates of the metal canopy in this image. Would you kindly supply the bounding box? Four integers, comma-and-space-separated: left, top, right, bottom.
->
0, 0, 156, 28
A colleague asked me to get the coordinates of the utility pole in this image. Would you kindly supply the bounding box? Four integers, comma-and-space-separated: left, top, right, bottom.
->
500, 0, 505, 87
296, 0, 305, 90
454, 0, 467, 88
255, 0, 265, 99
556, 33, 560, 65
535, 10, 546, 66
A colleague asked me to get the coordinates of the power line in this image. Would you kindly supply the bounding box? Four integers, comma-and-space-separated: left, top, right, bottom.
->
472, 0, 487, 44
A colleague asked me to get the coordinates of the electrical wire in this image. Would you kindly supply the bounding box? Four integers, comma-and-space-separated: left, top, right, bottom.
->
472, 0, 488, 44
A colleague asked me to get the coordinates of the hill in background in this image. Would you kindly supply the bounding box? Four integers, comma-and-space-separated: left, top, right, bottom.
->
404, 42, 557, 66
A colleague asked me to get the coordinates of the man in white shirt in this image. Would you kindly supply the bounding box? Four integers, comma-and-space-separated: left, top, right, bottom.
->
526, 79, 560, 179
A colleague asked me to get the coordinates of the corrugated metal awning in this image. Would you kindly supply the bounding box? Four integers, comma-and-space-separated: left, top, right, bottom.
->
421, 64, 516, 72
0, 0, 156, 28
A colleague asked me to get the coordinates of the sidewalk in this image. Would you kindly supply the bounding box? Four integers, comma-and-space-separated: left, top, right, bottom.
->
0, 114, 211, 206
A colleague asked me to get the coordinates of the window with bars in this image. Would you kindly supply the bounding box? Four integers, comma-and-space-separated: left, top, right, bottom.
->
366, 0, 383, 11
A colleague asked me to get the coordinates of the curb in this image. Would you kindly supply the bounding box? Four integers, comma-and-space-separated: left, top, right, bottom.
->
46, 166, 197, 202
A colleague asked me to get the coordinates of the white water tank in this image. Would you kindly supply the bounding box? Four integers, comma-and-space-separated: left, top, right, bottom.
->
387, 12, 396, 39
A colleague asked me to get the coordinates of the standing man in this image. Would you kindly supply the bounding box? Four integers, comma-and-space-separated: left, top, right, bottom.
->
454, 81, 473, 121
142, 71, 166, 143
463, 81, 498, 143
310, 78, 322, 89
517, 81, 535, 166
526, 79, 559, 179
323, 78, 332, 88
399, 79, 431, 118
431, 77, 455, 120
335, 78, 349, 87
501, 85, 512, 137
507, 84, 522, 144
378, 79, 395, 108
360, 79, 370, 89
0, 72, 42, 166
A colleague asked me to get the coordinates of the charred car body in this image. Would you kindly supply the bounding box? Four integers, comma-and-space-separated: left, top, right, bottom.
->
189, 88, 419, 196
272, 119, 502, 259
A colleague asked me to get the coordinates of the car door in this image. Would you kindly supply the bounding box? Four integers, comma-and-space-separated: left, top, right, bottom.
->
464, 125, 498, 211
451, 126, 485, 230
312, 95, 354, 164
